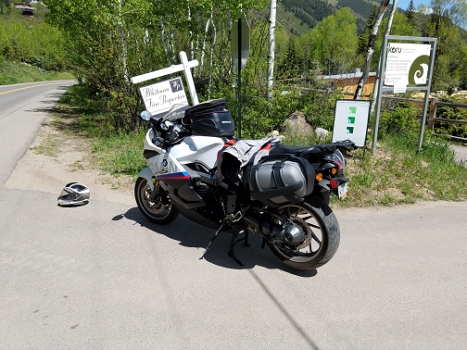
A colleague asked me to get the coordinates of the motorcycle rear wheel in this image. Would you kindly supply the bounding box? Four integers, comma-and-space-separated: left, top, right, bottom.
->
134, 177, 179, 224
267, 196, 340, 270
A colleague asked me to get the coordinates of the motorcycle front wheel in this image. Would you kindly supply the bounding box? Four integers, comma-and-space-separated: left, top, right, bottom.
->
134, 177, 179, 224
267, 196, 340, 270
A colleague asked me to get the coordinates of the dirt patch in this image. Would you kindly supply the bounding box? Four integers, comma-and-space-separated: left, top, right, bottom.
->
4, 114, 135, 206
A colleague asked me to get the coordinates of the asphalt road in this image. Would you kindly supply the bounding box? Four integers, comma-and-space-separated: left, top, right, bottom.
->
1, 82, 467, 350
0, 81, 75, 186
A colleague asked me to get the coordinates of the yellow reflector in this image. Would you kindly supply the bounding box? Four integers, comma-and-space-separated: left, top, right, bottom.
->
315, 173, 323, 181
331, 168, 337, 175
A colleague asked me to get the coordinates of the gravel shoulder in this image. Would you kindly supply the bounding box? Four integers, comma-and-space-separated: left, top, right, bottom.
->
3, 113, 135, 206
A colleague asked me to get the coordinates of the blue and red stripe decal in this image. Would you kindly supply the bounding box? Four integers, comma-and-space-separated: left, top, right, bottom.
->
157, 171, 190, 181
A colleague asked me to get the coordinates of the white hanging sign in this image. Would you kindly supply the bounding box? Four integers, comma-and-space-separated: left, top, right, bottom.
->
332, 100, 371, 148
139, 77, 189, 117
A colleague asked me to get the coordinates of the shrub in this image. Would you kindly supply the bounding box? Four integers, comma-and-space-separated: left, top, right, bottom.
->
434, 95, 467, 139
379, 103, 420, 138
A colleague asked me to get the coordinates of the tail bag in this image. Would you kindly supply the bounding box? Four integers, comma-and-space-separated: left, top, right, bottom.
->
183, 99, 235, 137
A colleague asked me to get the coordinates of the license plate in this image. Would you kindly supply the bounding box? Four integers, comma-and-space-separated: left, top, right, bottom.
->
338, 183, 348, 201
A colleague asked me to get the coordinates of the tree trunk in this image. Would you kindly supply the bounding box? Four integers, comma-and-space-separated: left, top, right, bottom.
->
371, 0, 398, 110
385, 0, 398, 40
353, 0, 390, 100
117, 0, 128, 82
186, 0, 194, 61
200, 17, 210, 73
267, 0, 277, 101
208, 16, 216, 100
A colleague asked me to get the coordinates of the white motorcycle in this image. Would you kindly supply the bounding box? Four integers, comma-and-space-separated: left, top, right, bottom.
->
134, 99, 355, 270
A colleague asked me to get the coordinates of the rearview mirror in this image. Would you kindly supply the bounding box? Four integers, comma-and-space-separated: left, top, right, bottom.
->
140, 110, 152, 121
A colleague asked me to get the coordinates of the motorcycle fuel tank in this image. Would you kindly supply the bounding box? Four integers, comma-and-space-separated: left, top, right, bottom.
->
168, 135, 226, 170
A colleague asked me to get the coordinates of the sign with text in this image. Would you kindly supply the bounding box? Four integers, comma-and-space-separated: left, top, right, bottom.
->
384, 43, 431, 88
332, 100, 370, 148
139, 77, 189, 117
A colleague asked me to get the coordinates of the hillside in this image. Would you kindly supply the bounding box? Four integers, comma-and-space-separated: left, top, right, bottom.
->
279, 0, 390, 35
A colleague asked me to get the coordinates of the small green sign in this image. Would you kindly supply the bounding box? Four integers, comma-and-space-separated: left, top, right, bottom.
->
349, 106, 357, 114
348, 116, 356, 124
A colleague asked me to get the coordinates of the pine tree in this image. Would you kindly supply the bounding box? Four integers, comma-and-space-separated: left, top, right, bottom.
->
406, 0, 416, 23
357, 6, 378, 55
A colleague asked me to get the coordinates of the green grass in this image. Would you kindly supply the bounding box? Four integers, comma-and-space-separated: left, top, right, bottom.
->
50, 85, 147, 177
0, 59, 73, 85
335, 134, 467, 207
91, 132, 146, 176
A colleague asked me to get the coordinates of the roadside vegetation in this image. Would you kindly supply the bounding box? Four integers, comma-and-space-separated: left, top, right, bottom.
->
4, 0, 467, 135
2, 0, 467, 206
49, 83, 467, 207
0, 60, 73, 85
0, 6, 71, 84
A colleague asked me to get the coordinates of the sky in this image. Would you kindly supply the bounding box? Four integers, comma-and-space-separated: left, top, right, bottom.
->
396, 0, 431, 10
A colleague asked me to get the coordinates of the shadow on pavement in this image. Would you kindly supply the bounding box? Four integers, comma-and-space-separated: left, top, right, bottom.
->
113, 207, 317, 278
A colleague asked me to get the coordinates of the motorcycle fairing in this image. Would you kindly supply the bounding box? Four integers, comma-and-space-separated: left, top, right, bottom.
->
151, 159, 205, 208
148, 152, 187, 178
167, 135, 226, 169
161, 178, 205, 208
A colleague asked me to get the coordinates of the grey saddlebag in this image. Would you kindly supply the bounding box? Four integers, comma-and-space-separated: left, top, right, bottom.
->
247, 156, 315, 207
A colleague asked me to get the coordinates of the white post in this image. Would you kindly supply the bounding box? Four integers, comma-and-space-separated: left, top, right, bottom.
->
179, 51, 199, 105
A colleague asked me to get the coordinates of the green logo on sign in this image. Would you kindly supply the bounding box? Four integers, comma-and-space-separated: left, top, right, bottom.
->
349, 107, 357, 114
409, 55, 430, 85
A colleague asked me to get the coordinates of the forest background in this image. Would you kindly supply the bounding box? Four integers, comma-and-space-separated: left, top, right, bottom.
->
2, 0, 467, 138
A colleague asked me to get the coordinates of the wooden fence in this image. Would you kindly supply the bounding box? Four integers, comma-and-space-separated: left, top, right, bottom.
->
382, 96, 467, 142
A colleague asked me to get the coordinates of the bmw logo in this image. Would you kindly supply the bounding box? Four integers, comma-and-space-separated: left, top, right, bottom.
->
162, 159, 168, 167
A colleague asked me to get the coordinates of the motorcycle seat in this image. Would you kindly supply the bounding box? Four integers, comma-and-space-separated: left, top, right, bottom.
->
269, 144, 316, 157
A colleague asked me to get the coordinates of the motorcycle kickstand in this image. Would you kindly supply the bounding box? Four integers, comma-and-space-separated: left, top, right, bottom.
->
227, 230, 250, 266
200, 221, 226, 260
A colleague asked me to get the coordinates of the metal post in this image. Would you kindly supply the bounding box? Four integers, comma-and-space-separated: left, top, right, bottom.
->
237, 18, 242, 139
372, 35, 389, 153
417, 40, 437, 152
